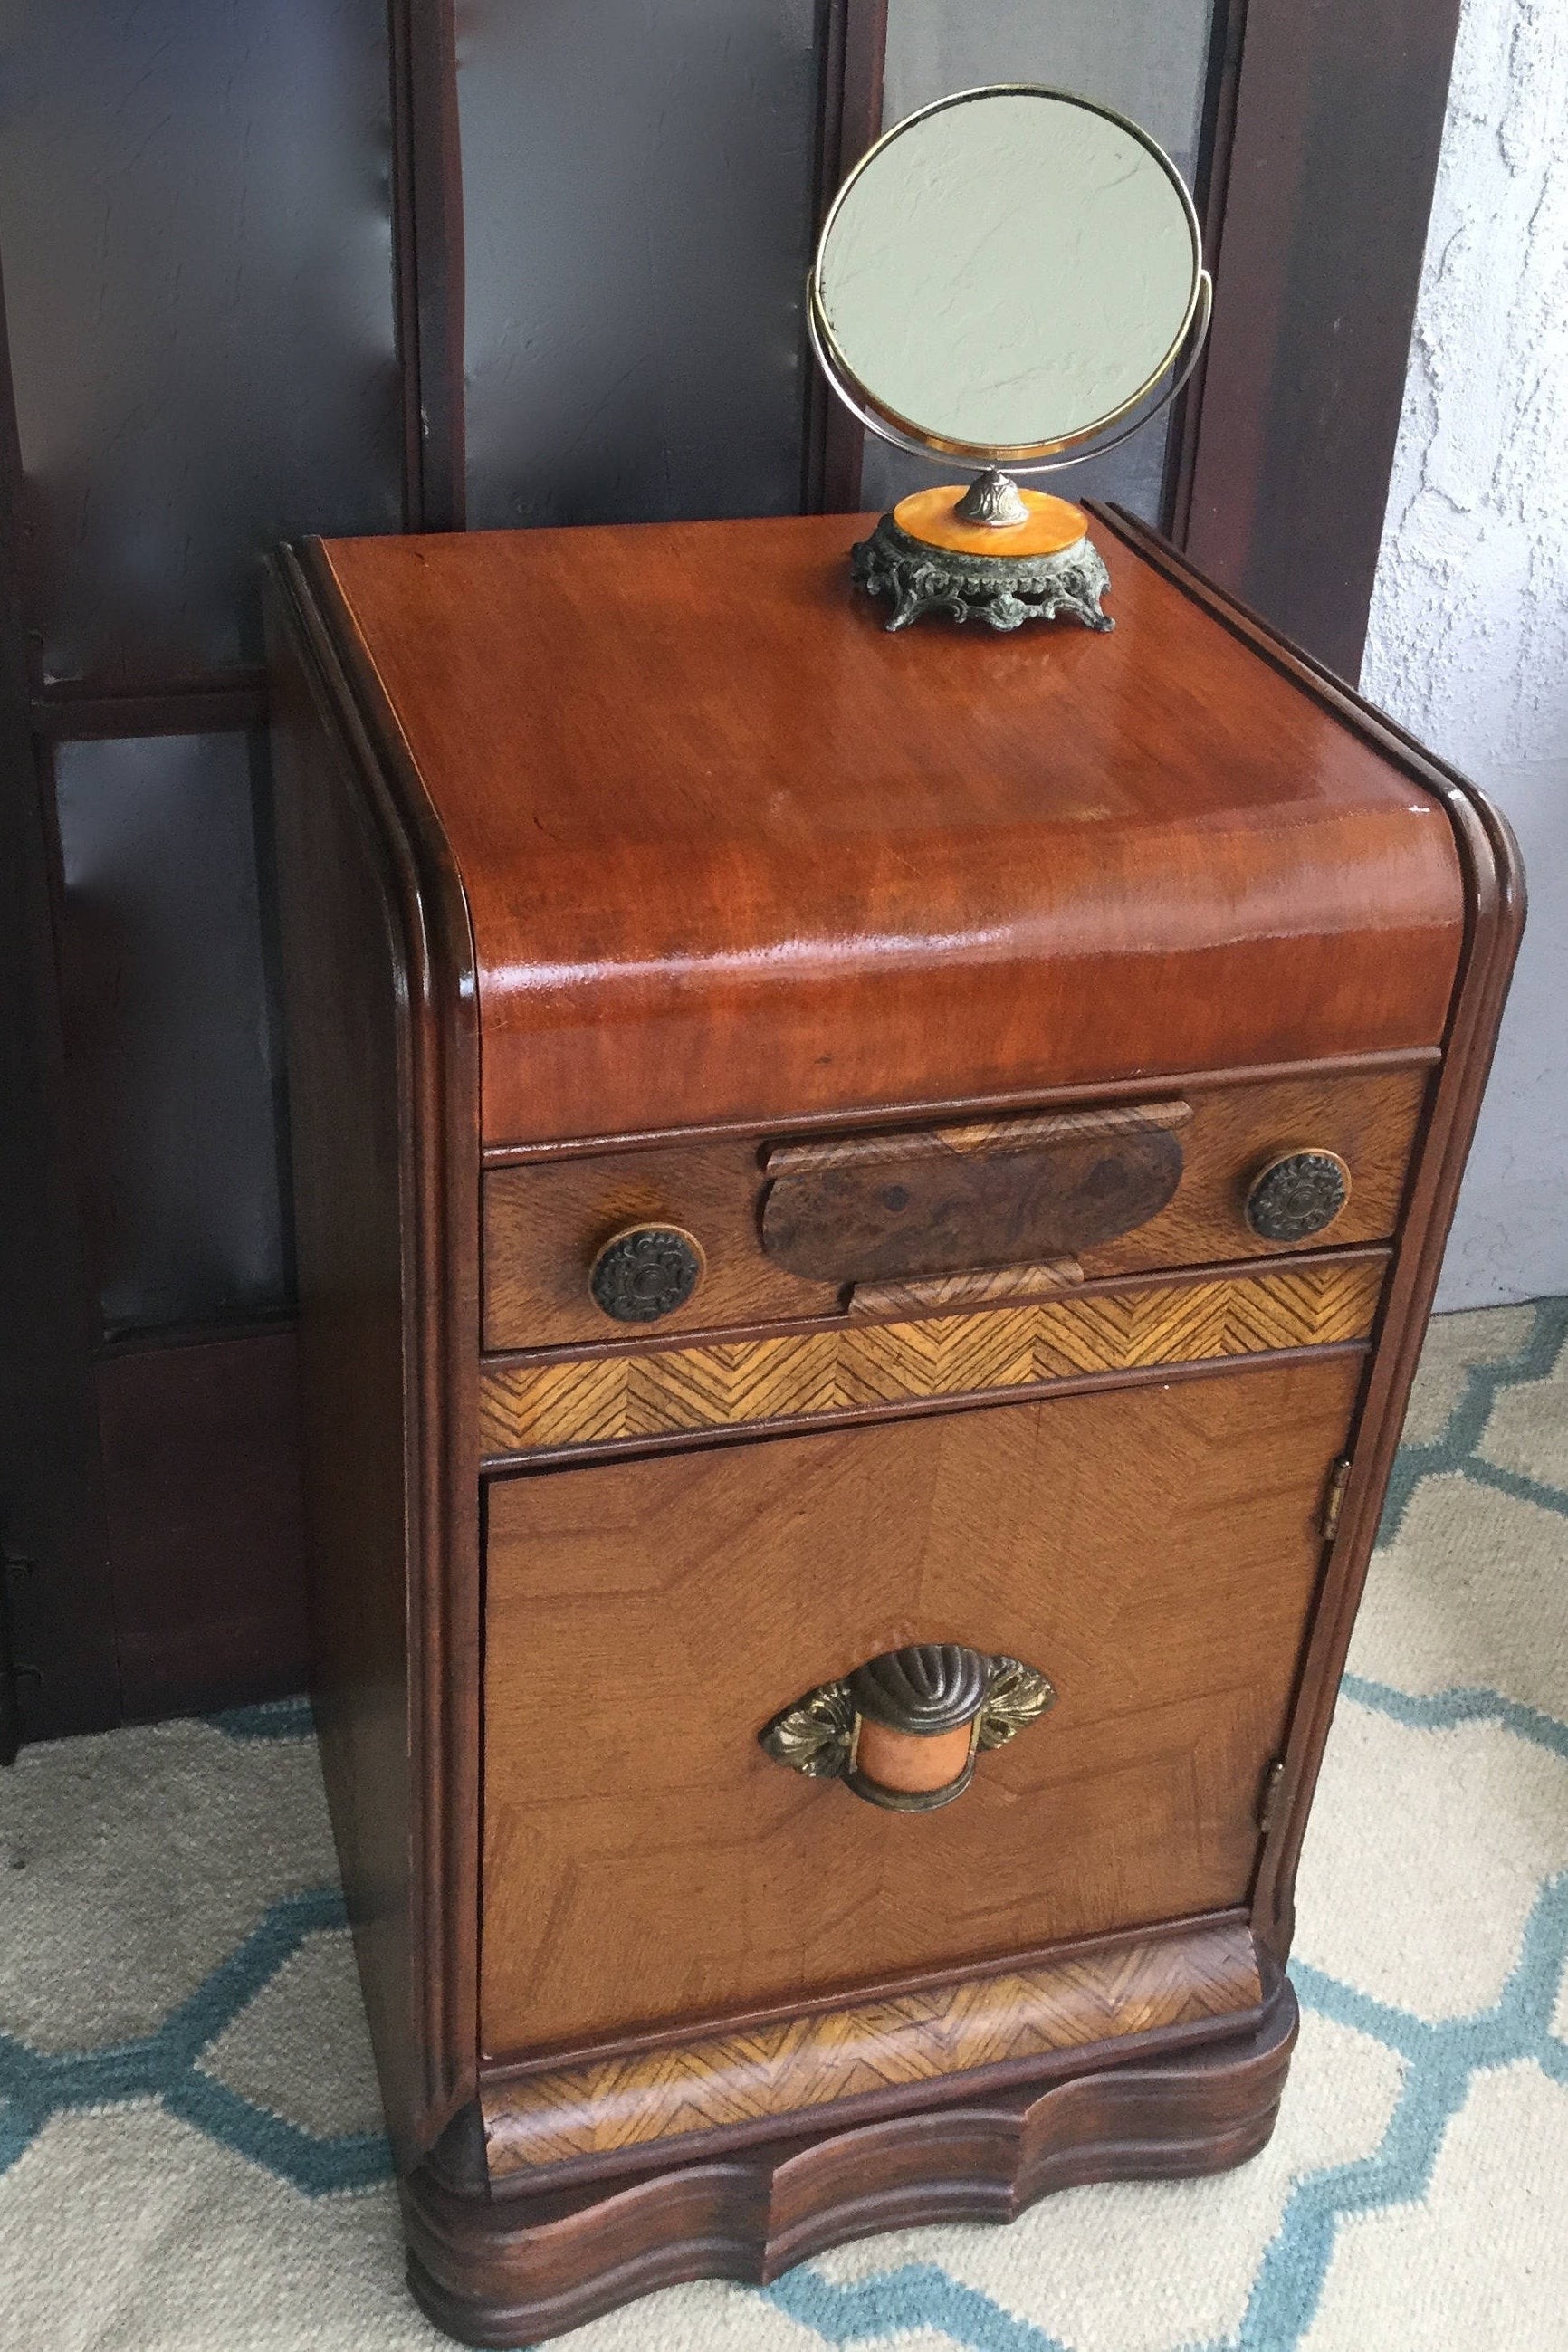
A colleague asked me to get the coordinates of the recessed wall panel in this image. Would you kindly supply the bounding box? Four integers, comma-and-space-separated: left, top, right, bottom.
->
55, 735, 286, 1333
0, 0, 401, 681
461, 0, 820, 529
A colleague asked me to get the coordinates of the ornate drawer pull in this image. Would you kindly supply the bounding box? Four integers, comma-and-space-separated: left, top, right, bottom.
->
760, 1642, 1055, 1812
760, 1104, 1190, 1286
1244, 1150, 1351, 1243
588, 1224, 705, 1323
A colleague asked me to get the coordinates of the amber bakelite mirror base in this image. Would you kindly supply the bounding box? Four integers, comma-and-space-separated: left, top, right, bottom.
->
894, 486, 1090, 558
851, 485, 1114, 636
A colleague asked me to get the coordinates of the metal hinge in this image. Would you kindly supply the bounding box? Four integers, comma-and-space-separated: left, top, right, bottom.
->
1257, 1758, 1286, 1833
1321, 1456, 1353, 1544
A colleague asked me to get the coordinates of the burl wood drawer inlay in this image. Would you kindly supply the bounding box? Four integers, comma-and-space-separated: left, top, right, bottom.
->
480, 1066, 1429, 1353
477, 1253, 1384, 1461
483, 1915, 1261, 2176
759, 1103, 1192, 1285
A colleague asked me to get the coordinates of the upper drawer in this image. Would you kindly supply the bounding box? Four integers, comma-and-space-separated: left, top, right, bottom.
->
482, 1064, 1430, 1353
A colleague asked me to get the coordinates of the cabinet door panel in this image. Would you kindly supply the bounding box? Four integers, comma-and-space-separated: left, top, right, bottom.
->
482, 1356, 1357, 2060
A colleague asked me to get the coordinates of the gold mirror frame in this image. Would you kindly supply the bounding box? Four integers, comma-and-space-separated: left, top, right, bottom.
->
808, 84, 1211, 476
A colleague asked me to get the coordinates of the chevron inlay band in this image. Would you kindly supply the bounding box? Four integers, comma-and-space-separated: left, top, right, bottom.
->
478, 1257, 1386, 1459
481, 1916, 1263, 2174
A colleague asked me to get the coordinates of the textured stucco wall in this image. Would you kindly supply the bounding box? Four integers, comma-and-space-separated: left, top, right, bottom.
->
1362, 0, 1568, 1306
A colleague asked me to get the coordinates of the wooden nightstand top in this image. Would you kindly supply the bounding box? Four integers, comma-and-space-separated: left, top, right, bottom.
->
311, 511, 1464, 1147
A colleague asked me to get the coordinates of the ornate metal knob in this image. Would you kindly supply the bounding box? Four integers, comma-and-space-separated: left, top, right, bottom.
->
760, 1642, 1055, 1812
588, 1224, 705, 1324
1245, 1150, 1351, 1244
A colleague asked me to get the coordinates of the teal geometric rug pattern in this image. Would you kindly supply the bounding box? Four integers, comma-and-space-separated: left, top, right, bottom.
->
4, 1299, 1566, 2350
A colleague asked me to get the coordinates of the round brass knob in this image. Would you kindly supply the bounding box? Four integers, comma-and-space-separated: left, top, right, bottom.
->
1245, 1150, 1351, 1244
588, 1224, 705, 1324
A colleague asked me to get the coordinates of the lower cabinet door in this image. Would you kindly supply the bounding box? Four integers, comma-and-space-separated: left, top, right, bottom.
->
481, 1353, 1360, 2063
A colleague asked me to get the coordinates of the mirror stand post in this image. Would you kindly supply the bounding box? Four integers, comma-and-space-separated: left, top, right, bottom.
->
952, 468, 1030, 527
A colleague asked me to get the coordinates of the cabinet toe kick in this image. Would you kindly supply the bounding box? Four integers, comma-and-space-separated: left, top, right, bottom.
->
476, 1913, 1269, 2185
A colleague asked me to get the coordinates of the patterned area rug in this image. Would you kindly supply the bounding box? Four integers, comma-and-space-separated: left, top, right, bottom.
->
4, 1300, 1567, 2352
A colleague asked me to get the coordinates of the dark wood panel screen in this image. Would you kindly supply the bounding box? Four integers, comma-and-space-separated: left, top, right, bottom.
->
0, 272, 120, 1746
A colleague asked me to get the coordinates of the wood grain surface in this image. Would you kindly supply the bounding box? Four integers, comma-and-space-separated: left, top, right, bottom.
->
847, 1262, 1085, 1316
481, 1359, 1361, 2057
482, 1917, 1261, 2175
406, 1989, 1298, 2347
761, 1103, 1191, 1171
477, 1256, 1384, 1460
313, 519, 1465, 1148
480, 1066, 1427, 1353
267, 559, 483, 2169
261, 500, 1521, 2340
760, 1104, 1190, 1284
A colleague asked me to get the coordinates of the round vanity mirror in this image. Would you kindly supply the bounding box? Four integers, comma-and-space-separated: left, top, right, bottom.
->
809, 86, 1210, 634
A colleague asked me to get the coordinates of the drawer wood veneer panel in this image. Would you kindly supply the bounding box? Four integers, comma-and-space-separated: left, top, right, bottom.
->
484, 1135, 842, 1353
482, 1360, 1362, 2053
482, 1916, 1261, 2176
478, 1257, 1385, 1459
760, 1103, 1192, 1285
481, 1066, 1427, 1353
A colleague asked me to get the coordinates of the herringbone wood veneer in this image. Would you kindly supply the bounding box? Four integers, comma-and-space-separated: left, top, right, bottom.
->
478, 1257, 1384, 1458
482, 1916, 1262, 2174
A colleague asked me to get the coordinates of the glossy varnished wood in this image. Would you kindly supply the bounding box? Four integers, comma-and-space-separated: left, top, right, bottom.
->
268, 508, 1521, 2343
476, 1255, 1383, 1461
480, 1359, 1361, 2059
313, 520, 1464, 1148
482, 1915, 1262, 2177
404, 1987, 1298, 2348
485, 1132, 841, 1353
760, 1104, 1190, 1284
482, 1065, 1429, 1351
848, 1261, 1084, 1316
266, 558, 482, 2168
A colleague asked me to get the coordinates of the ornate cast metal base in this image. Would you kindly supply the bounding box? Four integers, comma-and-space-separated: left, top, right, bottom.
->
402, 1984, 1296, 2347
852, 513, 1114, 636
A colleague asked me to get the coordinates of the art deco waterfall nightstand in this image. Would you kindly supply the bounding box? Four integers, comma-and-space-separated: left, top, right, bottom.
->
265, 507, 1520, 2346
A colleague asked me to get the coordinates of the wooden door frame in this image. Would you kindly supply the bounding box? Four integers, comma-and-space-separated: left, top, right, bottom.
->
0, 267, 120, 1751
1176, 0, 1466, 683
0, 0, 1466, 1738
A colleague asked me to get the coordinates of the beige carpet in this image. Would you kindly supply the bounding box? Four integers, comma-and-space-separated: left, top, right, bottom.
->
4, 1298, 1567, 2351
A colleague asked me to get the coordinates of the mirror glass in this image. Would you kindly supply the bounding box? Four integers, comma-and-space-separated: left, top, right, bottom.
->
813, 87, 1202, 464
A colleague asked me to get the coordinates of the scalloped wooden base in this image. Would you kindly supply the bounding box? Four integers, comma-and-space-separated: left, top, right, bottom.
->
404, 1984, 1297, 2348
